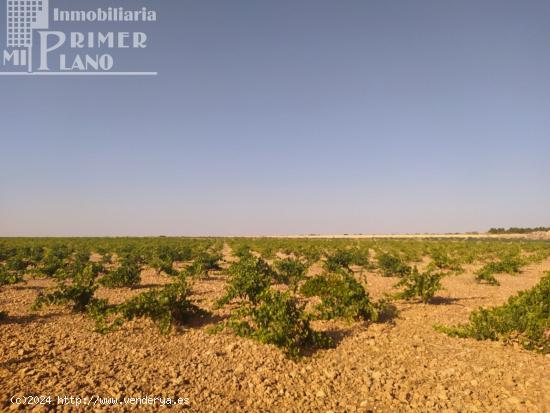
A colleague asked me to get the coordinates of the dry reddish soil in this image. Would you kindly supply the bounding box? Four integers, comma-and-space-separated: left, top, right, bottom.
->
283, 231, 550, 240
1, 251, 550, 412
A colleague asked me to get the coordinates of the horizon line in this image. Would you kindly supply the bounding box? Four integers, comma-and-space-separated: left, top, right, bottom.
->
0, 232, 528, 239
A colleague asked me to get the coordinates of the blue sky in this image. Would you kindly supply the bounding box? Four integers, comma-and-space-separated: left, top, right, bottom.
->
1, 0, 549, 236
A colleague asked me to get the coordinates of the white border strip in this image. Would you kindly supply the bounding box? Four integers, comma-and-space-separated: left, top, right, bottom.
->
0, 72, 158, 76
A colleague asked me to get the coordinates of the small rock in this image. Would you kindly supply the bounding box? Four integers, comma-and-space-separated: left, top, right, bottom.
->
507, 397, 521, 405
324, 370, 339, 380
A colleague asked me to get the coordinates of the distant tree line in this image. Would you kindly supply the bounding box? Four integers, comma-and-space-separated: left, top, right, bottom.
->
488, 227, 550, 234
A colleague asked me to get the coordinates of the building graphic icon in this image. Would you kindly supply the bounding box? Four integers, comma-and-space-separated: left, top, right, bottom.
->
6, 0, 49, 70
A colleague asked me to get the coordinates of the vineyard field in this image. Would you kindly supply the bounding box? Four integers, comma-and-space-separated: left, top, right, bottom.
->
1, 236, 549, 412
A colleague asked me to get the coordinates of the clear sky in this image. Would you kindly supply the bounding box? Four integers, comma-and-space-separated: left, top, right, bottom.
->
1, 0, 549, 236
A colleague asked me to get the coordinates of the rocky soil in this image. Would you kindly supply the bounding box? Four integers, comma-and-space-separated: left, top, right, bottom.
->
1, 253, 549, 412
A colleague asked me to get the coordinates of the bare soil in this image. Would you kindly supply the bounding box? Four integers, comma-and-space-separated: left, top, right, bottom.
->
1, 254, 550, 412
281, 231, 550, 240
